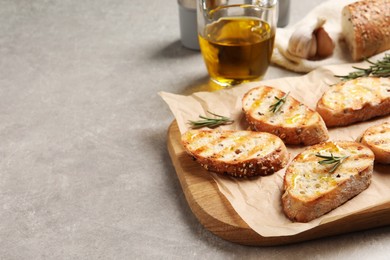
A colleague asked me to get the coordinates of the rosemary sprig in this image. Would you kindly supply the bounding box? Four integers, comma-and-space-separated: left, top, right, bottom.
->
335, 53, 390, 80
269, 92, 290, 113
188, 111, 234, 129
315, 153, 350, 173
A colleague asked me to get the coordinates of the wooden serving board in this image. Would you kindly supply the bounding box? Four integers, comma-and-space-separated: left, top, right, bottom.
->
167, 121, 390, 246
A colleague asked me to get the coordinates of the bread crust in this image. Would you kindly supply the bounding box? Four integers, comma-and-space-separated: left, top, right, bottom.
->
316, 77, 390, 127
282, 141, 374, 223
242, 86, 329, 145
342, 0, 390, 61
245, 118, 329, 146
317, 98, 390, 127
360, 122, 390, 164
181, 130, 289, 178
282, 166, 372, 223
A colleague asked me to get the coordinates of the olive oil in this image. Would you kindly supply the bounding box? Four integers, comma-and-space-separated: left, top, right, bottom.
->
199, 17, 275, 86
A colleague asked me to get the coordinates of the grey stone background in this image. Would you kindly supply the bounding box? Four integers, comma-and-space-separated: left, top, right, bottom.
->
0, 0, 389, 258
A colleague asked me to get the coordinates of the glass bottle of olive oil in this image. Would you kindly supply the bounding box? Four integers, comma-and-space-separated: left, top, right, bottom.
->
199, 17, 275, 86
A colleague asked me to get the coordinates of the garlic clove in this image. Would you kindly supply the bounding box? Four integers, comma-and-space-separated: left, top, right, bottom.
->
315, 27, 335, 58
287, 17, 331, 59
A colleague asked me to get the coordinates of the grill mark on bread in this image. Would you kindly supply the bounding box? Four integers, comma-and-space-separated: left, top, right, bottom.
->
282, 99, 310, 126
359, 122, 390, 164
242, 86, 329, 145
321, 78, 382, 111
181, 129, 289, 177
193, 135, 228, 155
188, 131, 224, 154
211, 134, 251, 160
282, 141, 374, 222
248, 88, 312, 127
362, 122, 390, 149
248, 87, 273, 113
317, 77, 390, 127
194, 132, 273, 161
242, 140, 271, 159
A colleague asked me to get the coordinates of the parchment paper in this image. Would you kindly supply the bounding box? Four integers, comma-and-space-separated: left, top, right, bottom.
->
159, 54, 390, 237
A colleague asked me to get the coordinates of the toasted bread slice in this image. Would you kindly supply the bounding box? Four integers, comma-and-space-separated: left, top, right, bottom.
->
242, 86, 329, 145
282, 141, 374, 222
181, 129, 289, 177
316, 77, 390, 127
359, 122, 390, 164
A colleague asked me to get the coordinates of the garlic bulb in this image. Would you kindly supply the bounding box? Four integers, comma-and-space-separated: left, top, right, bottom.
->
287, 17, 335, 59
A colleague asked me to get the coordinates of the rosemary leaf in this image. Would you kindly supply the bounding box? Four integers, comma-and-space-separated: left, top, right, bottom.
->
335, 53, 390, 80
315, 153, 349, 173
188, 111, 234, 129
269, 92, 290, 113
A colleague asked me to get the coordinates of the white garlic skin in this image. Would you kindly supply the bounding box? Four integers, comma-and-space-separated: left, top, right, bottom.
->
287, 17, 335, 60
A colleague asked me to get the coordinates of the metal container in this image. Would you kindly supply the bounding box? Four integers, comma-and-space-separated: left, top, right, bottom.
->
277, 0, 290, 27
178, 0, 200, 50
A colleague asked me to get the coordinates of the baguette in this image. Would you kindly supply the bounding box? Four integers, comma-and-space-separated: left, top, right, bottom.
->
341, 0, 390, 61
181, 129, 289, 177
242, 86, 329, 145
316, 77, 390, 127
359, 122, 390, 164
282, 141, 374, 223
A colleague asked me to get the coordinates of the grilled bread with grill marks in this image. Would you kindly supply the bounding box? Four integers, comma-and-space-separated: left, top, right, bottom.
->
282, 141, 374, 223
359, 122, 390, 164
181, 129, 289, 177
316, 77, 390, 127
242, 86, 329, 145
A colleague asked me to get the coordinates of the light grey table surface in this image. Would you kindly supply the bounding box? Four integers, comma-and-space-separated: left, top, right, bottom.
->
1, 0, 390, 259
